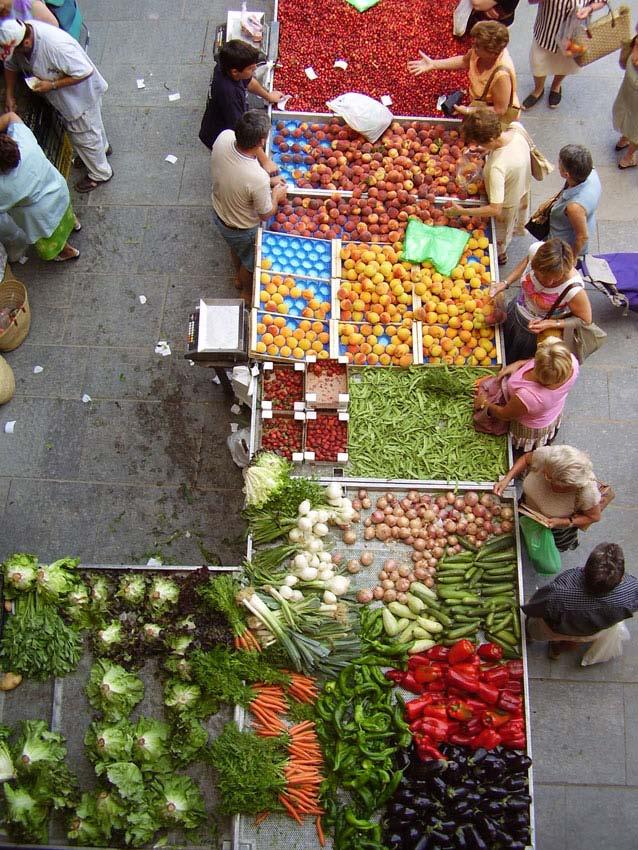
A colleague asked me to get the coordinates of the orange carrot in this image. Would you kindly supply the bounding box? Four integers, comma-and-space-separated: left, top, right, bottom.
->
278, 794, 303, 824
316, 816, 325, 846
254, 811, 269, 826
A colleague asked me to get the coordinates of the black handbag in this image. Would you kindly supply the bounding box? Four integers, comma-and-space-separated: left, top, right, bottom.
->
525, 189, 561, 240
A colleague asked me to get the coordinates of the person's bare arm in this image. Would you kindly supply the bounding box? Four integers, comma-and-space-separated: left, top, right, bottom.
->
564, 201, 589, 258
565, 289, 592, 324
31, 71, 93, 94
247, 77, 284, 104
31, 0, 59, 26
493, 452, 532, 495
258, 183, 288, 220
0, 111, 22, 132
4, 68, 18, 113
447, 201, 504, 218
475, 391, 528, 422
408, 51, 469, 76
489, 73, 514, 117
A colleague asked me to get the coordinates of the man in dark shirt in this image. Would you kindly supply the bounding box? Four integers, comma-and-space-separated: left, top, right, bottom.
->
466, 0, 520, 29
199, 40, 284, 152
522, 542, 638, 659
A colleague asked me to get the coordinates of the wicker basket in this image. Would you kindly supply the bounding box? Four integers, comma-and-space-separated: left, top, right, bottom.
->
0, 355, 15, 404
574, 4, 632, 67
0, 276, 31, 352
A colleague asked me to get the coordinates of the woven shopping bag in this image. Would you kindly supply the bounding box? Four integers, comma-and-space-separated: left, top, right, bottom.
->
573, 3, 632, 67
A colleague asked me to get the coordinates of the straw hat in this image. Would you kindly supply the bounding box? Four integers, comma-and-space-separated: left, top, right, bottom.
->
0, 354, 15, 404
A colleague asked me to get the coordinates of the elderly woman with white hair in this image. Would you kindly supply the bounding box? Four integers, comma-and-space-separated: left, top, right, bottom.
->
494, 444, 602, 550
475, 336, 579, 451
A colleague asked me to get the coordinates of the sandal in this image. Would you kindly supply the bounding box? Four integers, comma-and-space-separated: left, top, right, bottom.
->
548, 88, 562, 109
615, 138, 630, 151
73, 217, 82, 232
618, 155, 637, 170
522, 90, 544, 110
53, 246, 80, 262
75, 172, 114, 193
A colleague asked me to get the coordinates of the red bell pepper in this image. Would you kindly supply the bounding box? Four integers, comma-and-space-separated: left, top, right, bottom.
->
384, 669, 405, 684
405, 696, 431, 722
447, 700, 474, 721
416, 740, 444, 761
448, 639, 476, 665
465, 717, 484, 736
445, 668, 480, 693
481, 708, 511, 729
464, 697, 489, 713
401, 672, 422, 694
472, 728, 502, 749
477, 642, 503, 661
498, 691, 523, 715
419, 717, 449, 742
413, 664, 444, 684
506, 660, 524, 678
503, 680, 523, 694
407, 652, 433, 669
448, 731, 475, 746
475, 681, 500, 705
504, 735, 526, 750
480, 666, 510, 688
425, 645, 450, 661
450, 660, 481, 677
498, 718, 526, 746
426, 679, 446, 693
423, 703, 448, 721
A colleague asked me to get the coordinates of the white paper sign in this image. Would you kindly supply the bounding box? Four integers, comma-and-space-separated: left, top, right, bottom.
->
304, 67, 318, 80
147, 557, 163, 566
230, 422, 239, 432
277, 94, 291, 110
334, 59, 348, 70
82, 394, 92, 403
138, 295, 147, 304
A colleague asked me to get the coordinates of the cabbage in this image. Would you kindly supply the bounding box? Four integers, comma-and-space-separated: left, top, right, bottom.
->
3, 784, 49, 843
15, 720, 66, 770
84, 719, 134, 767
3, 553, 38, 594
149, 775, 206, 829
131, 718, 171, 771
243, 452, 291, 508
85, 661, 144, 721
147, 577, 179, 615
116, 574, 146, 606
35, 558, 78, 601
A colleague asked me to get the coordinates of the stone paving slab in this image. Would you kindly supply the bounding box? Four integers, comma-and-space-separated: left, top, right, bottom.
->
137, 207, 228, 275
531, 784, 566, 850
527, 680, 626, 785
4, 343, 89, 399
563, 785, 638, 850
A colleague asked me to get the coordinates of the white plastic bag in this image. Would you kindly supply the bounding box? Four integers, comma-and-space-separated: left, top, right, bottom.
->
227, 428, 251, 468
581, 621, 630, 666
453, 0, 473, 37
326, 93, 392, 142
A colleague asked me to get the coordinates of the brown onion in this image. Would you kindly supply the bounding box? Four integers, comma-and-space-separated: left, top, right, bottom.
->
371, 510, 385, 524
398, 564, 411, 577
361, 497, 372, 509
358, 489, 368, 500
396, 578, 410, 592
377, 497, 388, 510
332, 553, 343, 564
360, 551, 374, 567
435, 496, 447, 509
454, 497, 465, 511
407, 490, 420, 501
465, 491, 479, 506
444, 519, 457, 533
476, 529, 488, 541
396, 592, 408, 604
364, 518, 372, 528
343, 530, 357, 545
384, 559, 398, 571
357, 589, 374, 604
386, 514, 397, 527
381, 579, 394, 590
352, 499, 362, 511
372, 586, 384, 600
391, 527, 400, 539
347, 560, 361, 574
398, 528, 411, 540
445, 491, 456, 504
383, 589, 397, 602
447, 535, 458, 546
501, 519, 513, 532
467, 523, 478, 535
413, 539, 427, 552
425, 577, 435, 588
414, 566, 428, 579
364, 527, 375, 541
376, 525, 391, 541
501, 507, 514, 521
378, 570, 389, 581
432, 546, 445, 559
480, 493, 494, 508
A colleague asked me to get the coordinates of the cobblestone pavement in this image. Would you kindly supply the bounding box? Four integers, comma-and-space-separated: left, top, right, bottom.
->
0, 1, 637, 848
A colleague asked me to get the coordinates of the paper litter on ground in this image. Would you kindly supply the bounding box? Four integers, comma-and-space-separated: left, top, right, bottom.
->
18, 256, 28, 264
164, 154, 178, 164
138, 295, 147, 304
155, 341, 171, 357
230, 422, 239, 433
4, 421, 16, 434
136, 78, 145, 89
231, 403, 241, 414
168, 92, 181, 102
146, 557, 163, 566
33, 366, 43, 374
82, 394, 92, 403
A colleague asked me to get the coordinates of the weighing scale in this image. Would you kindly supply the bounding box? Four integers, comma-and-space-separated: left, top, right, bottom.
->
185, 298, 249, 395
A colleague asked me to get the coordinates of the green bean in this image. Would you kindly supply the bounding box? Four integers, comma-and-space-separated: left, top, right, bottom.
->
347, 366, 508, 480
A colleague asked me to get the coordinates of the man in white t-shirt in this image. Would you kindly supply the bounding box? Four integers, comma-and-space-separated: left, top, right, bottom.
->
0, 18, 112, 193
211, 110, 287, 300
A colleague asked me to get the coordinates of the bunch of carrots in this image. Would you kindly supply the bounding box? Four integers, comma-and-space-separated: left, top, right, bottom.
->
249, 676, 326, 846
234, 627, 261, 652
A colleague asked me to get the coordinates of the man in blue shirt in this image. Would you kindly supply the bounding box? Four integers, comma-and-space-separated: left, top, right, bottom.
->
199, 40, 284, 154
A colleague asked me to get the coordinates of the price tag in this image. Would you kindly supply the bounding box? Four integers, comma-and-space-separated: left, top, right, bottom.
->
338, 411, 349, 421
250, 364, 260, 376
306, 353, 317, 362
305, 392, 317, 403
261, 409, 273, 420
294, 411, 306, 421
294, 401, 305, 411
305, 410, 317, 420
304, 451, 316, 461
263, 361, 274, 371
338, 355, 349, 364
304, 67, 318, 80
292, 452, 304, 462
338, 393, 350, 404
337, 452, 349, 463
334, 59, 348, 70
261, 400, 272, 410
381, 95, 393, 106
294, 361, 306, 371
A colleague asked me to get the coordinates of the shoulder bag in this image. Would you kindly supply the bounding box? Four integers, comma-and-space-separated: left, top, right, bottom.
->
525, 188, 562, 241
470, 64, 521, 128
510, 122, 554, 181
544, 283, 607, 362
472, 373, 510, 435
573, 2, 632, 67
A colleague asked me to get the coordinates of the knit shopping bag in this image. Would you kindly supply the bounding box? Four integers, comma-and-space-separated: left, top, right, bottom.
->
574, 3, 632, 67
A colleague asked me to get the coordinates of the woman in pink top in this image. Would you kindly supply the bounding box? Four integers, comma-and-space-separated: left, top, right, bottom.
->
475, 335, 578, 451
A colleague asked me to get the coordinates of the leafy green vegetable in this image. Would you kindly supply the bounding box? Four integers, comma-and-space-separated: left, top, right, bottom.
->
14, 720, 66, 770
68, 793, 109, 846
0, 728, 16, 782
131, 718, 171, 772
116, 574, 146, 606
123, 806, 157, 847
2, 783, 49, 843
0, 592, 83, 681
163, 654, 192, 680
85, 720, 134, 768
105, 762, 144, 803
197, 574, 248, 638
148, 775, 206, 829
163, 679, 219, 719
243, 451, 291, 508
2, 553, 38, 596
86, 661, 144, 721
87, 574, 113, 611
190, 646, 290, 707
168, 714, 208, 768
165, 633, 194, 656
35, 557, 79, 601
147, 577, 179, 615
207, 722, 286, 816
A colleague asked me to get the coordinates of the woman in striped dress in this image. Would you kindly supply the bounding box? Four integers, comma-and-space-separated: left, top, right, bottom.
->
522, 0, 607, 110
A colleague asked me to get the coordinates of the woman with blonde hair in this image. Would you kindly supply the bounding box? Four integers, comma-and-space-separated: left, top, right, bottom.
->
494, 444, 602, 550
492, 238, 592, 361
475, 336, 579, 450
408, 21, 520, 127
